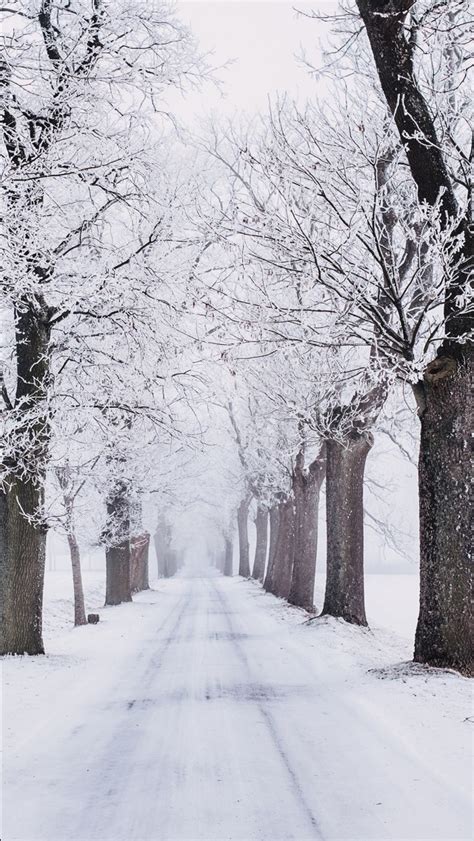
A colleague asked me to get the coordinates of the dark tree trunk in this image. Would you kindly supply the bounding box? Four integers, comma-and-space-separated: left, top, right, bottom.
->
263, 503, 281, 593
105, 483, 132, 606
0, 487, 6, 644
237, 497, 251, 577
67, 532, 87, 626
1, 478, 46, 654
224, 537, 233, 576
1, 306, 51, 655
288, 448, 326, 611
106, 541, 132, 606
268, 497, 295, 599
322, 434, 372, 626
252, 504, 268, 582
414, 349, 473, 675
130, 533, 150, 594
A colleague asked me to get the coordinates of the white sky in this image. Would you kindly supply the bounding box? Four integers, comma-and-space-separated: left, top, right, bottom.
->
172, 1, 337, 122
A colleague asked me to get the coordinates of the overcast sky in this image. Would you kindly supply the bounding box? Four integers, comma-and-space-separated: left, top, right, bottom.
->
172, 1, 337, 123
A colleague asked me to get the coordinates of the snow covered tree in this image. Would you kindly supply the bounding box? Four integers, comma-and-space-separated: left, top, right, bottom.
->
0, 0, 202, 653
354, 0, 473, 671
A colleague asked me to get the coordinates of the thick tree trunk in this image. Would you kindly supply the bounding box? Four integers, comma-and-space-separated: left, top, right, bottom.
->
105, 483, 132, 606
224, 537, 233, 576
268, 497, 295, 599
288, 450, 326, 611
252, 504, 268, 582
1, 305, 51, 655
414, 349, 473, 675
322, 434, 372, 626
105, 541, 132, 606
1, 478, 46, 654
66, 532, 87, 626
263, 503, 280, 593
0, 487, 6, 644
130, 533, 150, 594
237, 497, 251, 577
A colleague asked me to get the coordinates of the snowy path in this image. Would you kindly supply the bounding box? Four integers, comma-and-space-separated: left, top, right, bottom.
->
4, 570, 472, 841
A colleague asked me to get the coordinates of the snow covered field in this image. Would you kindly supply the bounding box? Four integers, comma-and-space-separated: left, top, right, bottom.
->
3, 567, 472, 841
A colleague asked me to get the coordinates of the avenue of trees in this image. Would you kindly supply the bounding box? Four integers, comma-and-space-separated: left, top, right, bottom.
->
0, 0, 471, 676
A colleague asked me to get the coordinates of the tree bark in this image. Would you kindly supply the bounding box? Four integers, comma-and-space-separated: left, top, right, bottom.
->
237, 497, 251, 577
105, 482, 132, 606
224, 537, 233, 576
288, 448, 326, 611
252, 504, 268, 582
67, 532, 87, 626
1, 306, 51, 655
268, 496, 295, 599
322, 434, 372, 626
130, 533, 150, 594
414, 349, 473, 675
1, 477, 46, 654
263, 502, 281, 593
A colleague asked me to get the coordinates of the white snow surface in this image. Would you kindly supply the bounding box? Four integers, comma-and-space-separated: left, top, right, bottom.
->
3, 567, 473, 841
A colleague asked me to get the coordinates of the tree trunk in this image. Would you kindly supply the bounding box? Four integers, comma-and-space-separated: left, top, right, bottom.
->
224, 537, 233, 576
1, 478, 46, 654
263, 503, 281, 593
252, 504, 268, 582
105, 541, 132, 606
154, 529, 165, 578
56, 473, 87, 628
237, 497, 251, 577
268, 497, 295, 599
288, 449, 326, 611
414, 349, 473, 675
105, 483, 132, 606
130, 533, 150, 594
67, 532, 87, 626
154, 518, 173, 578
1, 305, 51, 655
322, 434, 372, 626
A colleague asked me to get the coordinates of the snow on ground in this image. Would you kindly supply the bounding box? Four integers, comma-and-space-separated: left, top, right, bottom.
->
3, 567, 473, 841
42, 569, 105, 640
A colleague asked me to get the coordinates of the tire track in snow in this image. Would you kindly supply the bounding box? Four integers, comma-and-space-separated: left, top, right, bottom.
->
209, 576, 324, 841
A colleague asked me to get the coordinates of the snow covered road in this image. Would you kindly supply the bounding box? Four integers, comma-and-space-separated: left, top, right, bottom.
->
3, 570, 472, 841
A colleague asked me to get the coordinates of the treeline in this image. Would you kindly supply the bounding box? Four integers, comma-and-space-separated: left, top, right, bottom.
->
1, 1, 471, 678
